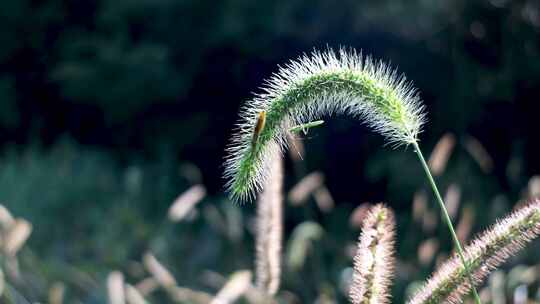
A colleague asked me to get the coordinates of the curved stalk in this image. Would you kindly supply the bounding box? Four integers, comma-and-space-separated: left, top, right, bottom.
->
224, 49, 425, 201
413, 142, 481, 304
223, 48, 484, 302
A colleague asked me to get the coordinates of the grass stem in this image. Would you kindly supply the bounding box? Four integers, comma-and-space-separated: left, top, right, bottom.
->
413, 142, 481, 304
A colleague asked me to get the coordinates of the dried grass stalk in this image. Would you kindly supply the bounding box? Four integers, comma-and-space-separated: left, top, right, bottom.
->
456, 206, 475, 243
107, 271, 125, 304
428, 133, 455, 176
168, 185, 206, 222
412, 190, 428, 223
167, 286, 213, 303
443, 184, 461, 220
0, 205, 14, 230
255, 155, 283, 295
528, 175, 540, 198
142, 252, 177, 289
286, 221, 324, 271
4, 219, 32, 256
313, 186, 335, 212
0, 268, 4, 297
135, 277, 159, 296
211, 270, 252, 304
464, 136, 493, 173
288, 172, 324, 205
349, 204, 396, 304
349, 203, 373, 229
418, 238, 440, 266
125, 284, 147, 304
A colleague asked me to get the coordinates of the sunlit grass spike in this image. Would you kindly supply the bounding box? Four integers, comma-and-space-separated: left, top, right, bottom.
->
224, 48, 426, 202
224, 48, 480, 303
350, 204, 395, 304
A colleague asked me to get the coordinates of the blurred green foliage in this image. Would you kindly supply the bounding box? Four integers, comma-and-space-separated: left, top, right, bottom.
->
0, 0, 539, 302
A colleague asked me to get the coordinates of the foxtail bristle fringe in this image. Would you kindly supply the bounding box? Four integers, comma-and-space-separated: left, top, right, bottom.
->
408, 199, 540, 304
224, 48, 426, 202
349, 204, 396, 304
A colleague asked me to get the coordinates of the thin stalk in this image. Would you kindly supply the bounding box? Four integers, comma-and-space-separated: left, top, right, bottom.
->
413, 142, 481, 304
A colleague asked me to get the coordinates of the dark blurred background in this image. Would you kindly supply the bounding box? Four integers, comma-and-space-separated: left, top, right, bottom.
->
1, 0, 540, 303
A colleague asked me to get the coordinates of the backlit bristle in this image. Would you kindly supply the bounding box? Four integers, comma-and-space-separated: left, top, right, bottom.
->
224, 48, 426, 202
408, 199, 540, 304
349, 204, 396, 304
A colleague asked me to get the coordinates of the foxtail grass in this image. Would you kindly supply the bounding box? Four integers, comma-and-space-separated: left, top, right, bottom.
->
125, 284, 148, 304
107, 271, 125, 304
224, 48, 425, 202
409, 199, 540, 304
224, 47, 481, 302
142, 252, 177, 289
3, 219, 32, 257
255, 154, 283, 295
349, 204, 395, 304
210, 270, 252, 304
167, 185, 206, 222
